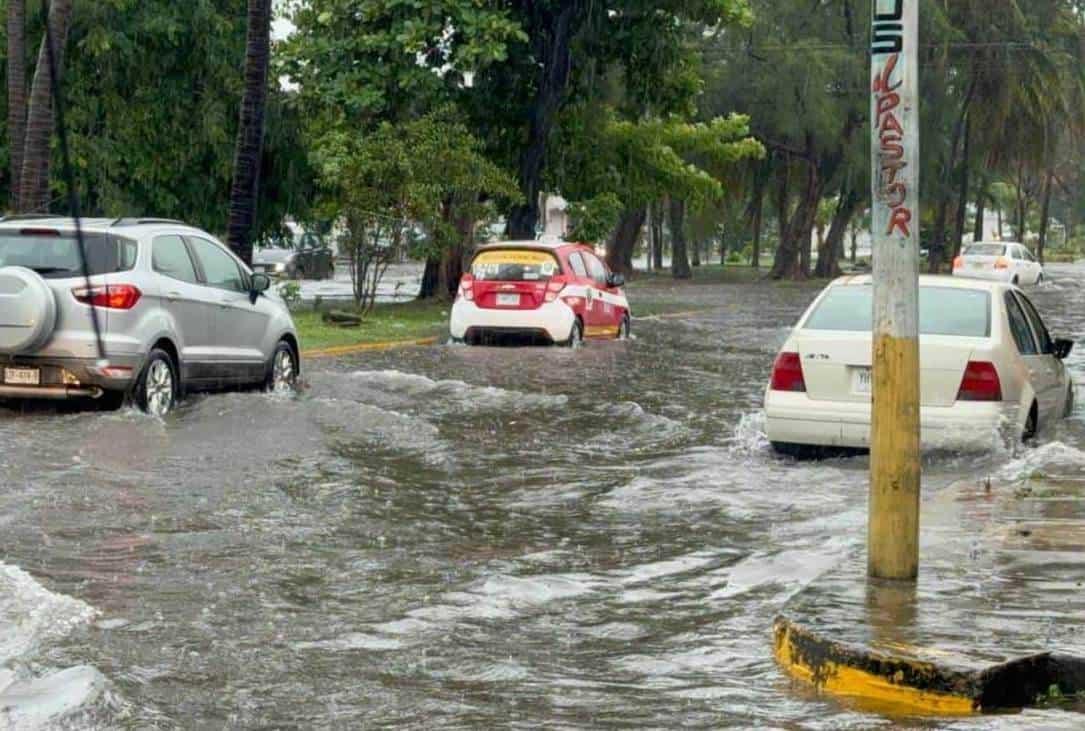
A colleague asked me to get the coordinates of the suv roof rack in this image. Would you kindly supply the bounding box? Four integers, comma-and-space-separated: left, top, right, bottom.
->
111, 217, 185, 227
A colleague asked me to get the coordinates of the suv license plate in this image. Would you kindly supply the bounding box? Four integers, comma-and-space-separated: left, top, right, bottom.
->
496, 293, 520, 306
4, 367, 40, 386
853, 367, 871, 394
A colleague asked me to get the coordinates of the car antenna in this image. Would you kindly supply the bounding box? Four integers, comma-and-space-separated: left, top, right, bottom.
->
43, 1, 104, 362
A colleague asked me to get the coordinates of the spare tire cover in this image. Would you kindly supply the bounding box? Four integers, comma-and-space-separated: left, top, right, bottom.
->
0, 266, 57, 354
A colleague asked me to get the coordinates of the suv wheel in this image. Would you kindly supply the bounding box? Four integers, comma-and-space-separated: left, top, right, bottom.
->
136, 349, 177, 417
267, 341, 298, 392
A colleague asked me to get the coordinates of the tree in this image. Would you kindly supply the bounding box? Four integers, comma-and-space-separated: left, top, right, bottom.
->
18, 0, 74, 213
226, 0, 273, 265
7, 0, 26, 208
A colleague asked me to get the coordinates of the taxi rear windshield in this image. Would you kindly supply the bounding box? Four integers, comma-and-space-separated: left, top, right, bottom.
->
471, 249, 561, 281
803, 286, 991, 337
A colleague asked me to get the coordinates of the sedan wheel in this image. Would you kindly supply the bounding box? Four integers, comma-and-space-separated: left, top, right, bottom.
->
137, 350, 177, 417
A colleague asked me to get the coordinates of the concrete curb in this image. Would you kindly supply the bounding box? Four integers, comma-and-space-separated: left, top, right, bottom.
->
302, 336, 440, 359
774, 616, 1085, 716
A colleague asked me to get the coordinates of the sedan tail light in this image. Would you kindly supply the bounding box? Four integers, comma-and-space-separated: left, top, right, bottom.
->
957, 361, 1002, 402
544, 277, 568, 303
458, 274, 474, 302
72, 284, 142, 310
994, 257, 1010, 270
952, 256, 963, 270
770, 352, 806, 392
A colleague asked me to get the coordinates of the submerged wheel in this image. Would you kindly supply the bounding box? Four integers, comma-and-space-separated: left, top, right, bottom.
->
562, 318, 584, 347
267, 341, 298, 392
618, 314, 631, 340
136, 349, 177, 417
1023, 403, 1038, 442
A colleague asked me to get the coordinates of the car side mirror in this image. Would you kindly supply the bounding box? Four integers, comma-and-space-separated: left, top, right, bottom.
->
606, 272, 625, 288
1054, 338, 1074, 360
250, 272, 272, 303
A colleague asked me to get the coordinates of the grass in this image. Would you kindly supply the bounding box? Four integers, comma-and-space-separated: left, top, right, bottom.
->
293, 300, 449, 352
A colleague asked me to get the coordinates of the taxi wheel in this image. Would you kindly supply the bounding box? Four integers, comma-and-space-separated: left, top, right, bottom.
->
617, 314, 631, 340
562, 318, 584, 347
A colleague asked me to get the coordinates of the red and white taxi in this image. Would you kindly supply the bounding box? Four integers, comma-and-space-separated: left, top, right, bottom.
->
450, 240, 631, 346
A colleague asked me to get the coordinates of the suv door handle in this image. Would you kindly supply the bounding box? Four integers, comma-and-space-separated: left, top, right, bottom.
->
166, 291, 181, 301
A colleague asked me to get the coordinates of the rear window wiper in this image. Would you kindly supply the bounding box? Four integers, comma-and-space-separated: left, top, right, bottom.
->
30, 267, 78, 275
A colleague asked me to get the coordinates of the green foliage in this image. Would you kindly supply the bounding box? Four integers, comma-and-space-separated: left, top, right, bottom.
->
567, 193, 624, 243
277, 280, 303, 309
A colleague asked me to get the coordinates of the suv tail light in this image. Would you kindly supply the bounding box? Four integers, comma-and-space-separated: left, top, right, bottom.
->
957, 361, 1002, 402
458, 274, 474, 302
544, 276, 568, 303
994, 257, 1010, 270
770, 352, 806, 392
952, 256, 963, 270
72, 284, 142, 310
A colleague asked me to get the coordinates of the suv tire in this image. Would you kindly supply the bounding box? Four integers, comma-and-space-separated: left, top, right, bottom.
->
136, 349, 177, 417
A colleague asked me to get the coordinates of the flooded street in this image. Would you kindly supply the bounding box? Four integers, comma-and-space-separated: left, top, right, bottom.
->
3, 267, 1085, 729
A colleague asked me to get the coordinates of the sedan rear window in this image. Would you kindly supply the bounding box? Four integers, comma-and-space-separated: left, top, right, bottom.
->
963, 244, 1006, 257
804, 286, 991, 337
0, 231, 137, 278
471, 249, 560, 281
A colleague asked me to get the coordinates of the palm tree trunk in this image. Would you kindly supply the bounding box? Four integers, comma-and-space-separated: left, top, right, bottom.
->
7, 0, 26, 209
651, 200, 664, 270
1038, 168, 1053, 265
18, 0, 73, 214
951, 121, 972, 260
226, 0, 273, 265
973, 182, 986, 242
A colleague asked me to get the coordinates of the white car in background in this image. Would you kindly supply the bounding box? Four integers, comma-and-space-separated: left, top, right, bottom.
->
953, 242, 1044, 285
765, 275, 1074, 455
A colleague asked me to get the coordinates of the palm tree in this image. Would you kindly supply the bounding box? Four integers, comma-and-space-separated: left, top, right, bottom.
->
18, 0, 74, 214
7, 0, 26, 209
226, 0, 273, 265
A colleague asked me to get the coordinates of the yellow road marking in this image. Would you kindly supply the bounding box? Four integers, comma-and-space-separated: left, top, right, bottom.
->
302, 337, 439, 359
774, 622, 976, 717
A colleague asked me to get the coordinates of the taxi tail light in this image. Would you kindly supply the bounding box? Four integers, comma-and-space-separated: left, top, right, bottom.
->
957, 361, 1002, 402
994, 257, 1010, 270
458, 274, 474, 301
544, 276, 568, 303
72, 284, 142, 310
952, 256, 963, 270
770, 352, 806, 393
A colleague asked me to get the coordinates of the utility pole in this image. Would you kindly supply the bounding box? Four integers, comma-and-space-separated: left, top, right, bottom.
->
869, 0, 921, 581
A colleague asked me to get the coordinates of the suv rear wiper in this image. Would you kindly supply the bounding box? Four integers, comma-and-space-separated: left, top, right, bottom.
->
29, 267, 77, 275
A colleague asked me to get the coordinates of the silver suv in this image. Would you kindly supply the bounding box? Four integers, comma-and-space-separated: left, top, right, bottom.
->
0, 217, 300, 416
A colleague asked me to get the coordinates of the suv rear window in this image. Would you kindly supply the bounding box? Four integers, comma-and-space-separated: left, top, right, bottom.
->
471, 249, 560, 281
804, 286, 991, 337
0, 231, 137, 278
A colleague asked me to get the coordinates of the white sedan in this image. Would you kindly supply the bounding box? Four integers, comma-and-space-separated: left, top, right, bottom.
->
764, 275, 1074, 455
953, 242, 1044, 286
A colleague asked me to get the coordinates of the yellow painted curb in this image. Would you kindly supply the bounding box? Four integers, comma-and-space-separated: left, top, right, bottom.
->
302, 336, 440, 359
773, 619, 977, 717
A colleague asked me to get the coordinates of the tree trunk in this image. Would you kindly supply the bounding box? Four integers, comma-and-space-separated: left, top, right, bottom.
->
951, 120, 971, 260
669, 198, 691, 279
18, 0, 74, 214
436, 210, 474, 299
605, 206, 644, 276
973, 183, 986, 242
850, 224, 858, 264
691, 234, 701, 267
7, 0, 26, 209
997, 206, 1003, 239
775, 162, 819, 281
747, 168, 767, 271
651, 200, 664, 270
226, 0, 273, 265
1038, 167, 1053, 265
815, 188, 858, 278
418, 257, 440, 299
505, 3, 582, 239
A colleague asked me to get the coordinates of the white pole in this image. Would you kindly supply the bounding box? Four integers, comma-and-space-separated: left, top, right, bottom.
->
869, 0, 921, 581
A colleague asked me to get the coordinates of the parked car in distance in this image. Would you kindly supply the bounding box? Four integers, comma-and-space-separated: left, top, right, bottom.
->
765, 275, 1074, 455
0, 217, 300, 416
953, 241, 1044, 285
450, 240, 631, 346
253, 231, 335, 280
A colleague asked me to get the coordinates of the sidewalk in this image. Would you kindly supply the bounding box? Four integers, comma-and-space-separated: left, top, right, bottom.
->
774, 465, 1085, 716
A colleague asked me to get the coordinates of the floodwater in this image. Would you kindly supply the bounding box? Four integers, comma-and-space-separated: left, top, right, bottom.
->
2, 266, 1085, 729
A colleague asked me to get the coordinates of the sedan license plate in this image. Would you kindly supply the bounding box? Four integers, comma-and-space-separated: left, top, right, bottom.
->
4, 367, 40, 386
496, 293, 520, 306
852, 367, 872, 395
